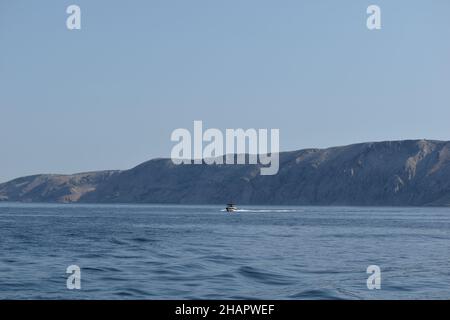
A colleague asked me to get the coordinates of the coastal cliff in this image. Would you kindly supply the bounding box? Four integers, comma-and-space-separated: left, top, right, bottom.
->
1, 140, 450, 206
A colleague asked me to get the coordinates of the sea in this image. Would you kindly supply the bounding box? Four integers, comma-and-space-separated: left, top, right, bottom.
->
0, 203, 449, 299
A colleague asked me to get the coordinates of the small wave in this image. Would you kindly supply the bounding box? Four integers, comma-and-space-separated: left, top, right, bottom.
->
130, 237, 157, 244
289, 288, 345, 300
114, 288, 152, 298
238, 266, 293, 285
110, 237, 128, 245
202, 254, 235, 263
83, 266, 122, 273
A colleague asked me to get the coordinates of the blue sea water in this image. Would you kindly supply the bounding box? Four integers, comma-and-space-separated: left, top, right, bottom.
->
0, 203, 449, 299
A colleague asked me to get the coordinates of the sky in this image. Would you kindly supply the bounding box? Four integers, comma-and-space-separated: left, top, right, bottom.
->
1, 0, 449, 182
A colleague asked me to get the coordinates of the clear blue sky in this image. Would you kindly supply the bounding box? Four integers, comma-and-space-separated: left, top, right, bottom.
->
1, 0, 449, 182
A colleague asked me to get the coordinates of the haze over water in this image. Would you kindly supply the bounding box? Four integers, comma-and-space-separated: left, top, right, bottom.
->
0, 203, 449, 299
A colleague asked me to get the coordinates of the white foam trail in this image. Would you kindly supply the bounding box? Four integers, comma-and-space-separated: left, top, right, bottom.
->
220, 209, 301, 213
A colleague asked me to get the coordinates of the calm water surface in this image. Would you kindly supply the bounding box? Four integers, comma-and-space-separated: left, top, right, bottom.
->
0, 203, 449, 299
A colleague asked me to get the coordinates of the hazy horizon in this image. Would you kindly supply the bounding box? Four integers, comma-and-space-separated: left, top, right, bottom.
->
1, 0, 450, 182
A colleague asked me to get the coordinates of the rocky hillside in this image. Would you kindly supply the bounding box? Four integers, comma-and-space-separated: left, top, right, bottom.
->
0, 171, 119, 203
1, 140, 450, 206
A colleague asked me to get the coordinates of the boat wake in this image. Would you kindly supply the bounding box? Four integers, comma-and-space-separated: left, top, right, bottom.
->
220, 209, 301, 213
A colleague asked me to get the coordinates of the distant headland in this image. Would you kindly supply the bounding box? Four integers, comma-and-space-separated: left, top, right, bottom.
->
1, 139, 450, 206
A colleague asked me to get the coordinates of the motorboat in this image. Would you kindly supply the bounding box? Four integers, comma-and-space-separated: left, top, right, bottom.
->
225, 203, 237, 212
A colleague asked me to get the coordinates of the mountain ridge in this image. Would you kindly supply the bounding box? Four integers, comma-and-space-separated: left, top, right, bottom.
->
2, 139, 450, 206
